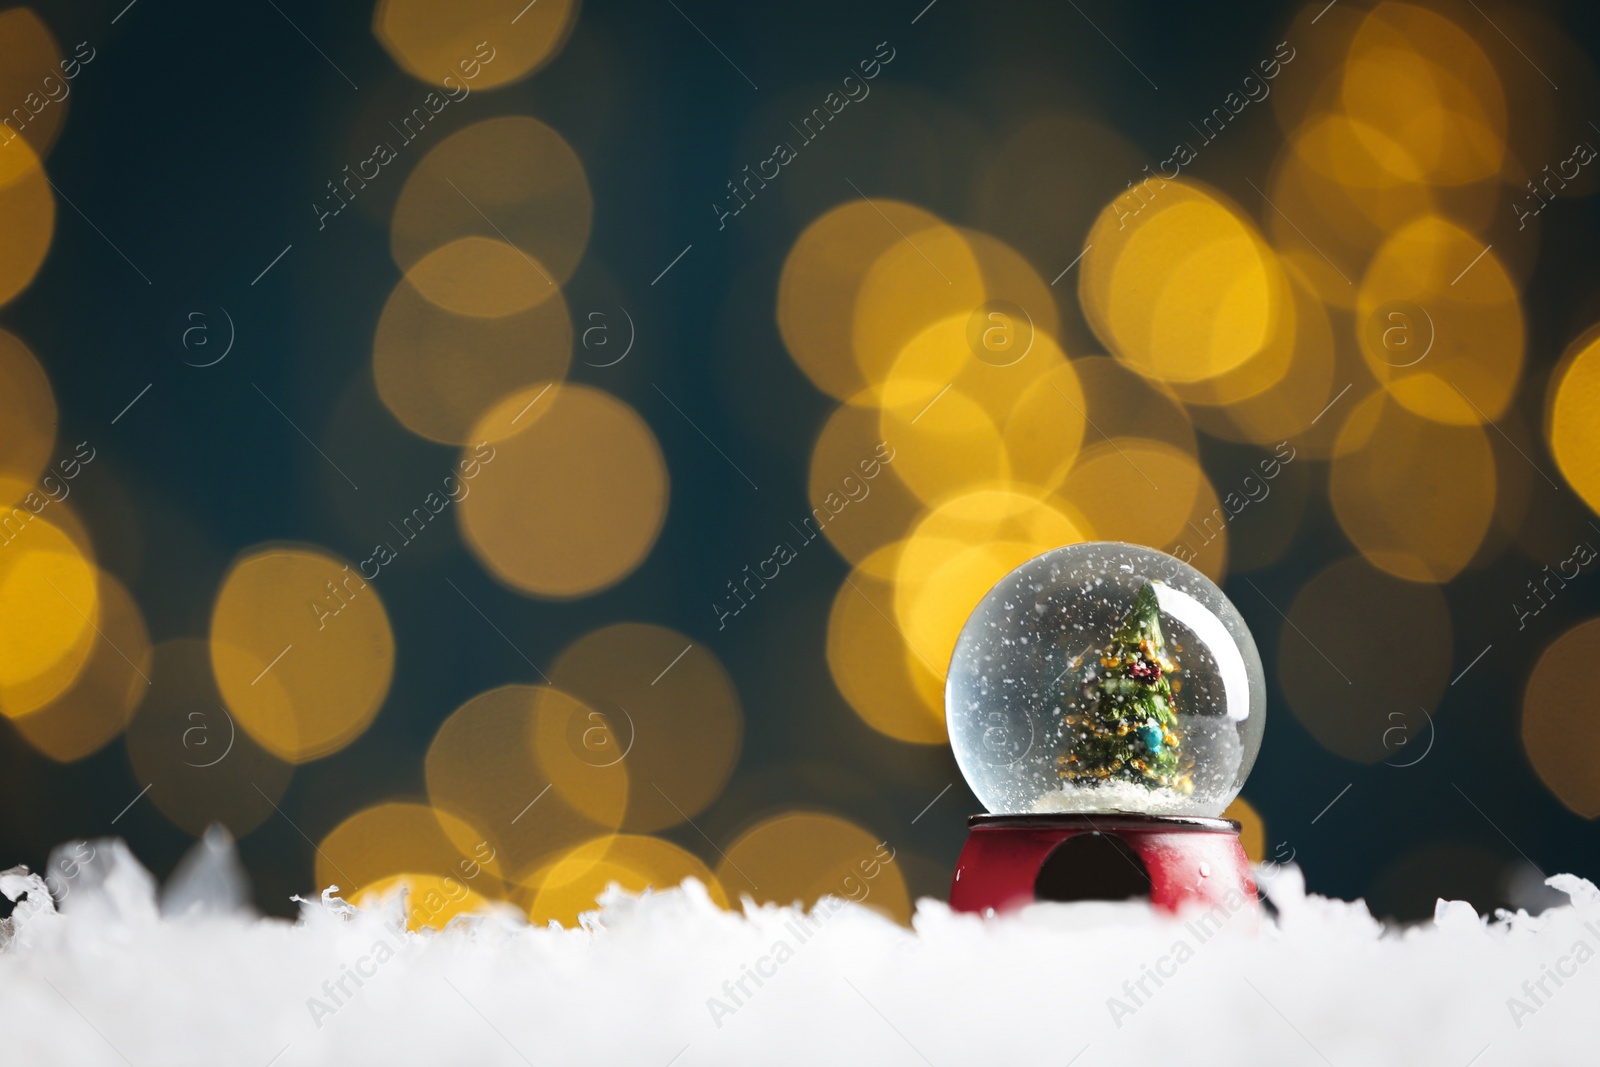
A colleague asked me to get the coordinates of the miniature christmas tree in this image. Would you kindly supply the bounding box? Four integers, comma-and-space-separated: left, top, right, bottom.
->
1058, 581, 1191, 793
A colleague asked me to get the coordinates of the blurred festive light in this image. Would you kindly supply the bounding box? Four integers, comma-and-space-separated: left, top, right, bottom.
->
715, 811, 910, 923
1058, 438, 1205, 553
1171, 473, 1229, 583
852, 222, 988, 392
1523, 618, 1600, 818
1357, 214, 1522, 426
807, 396, 922, 566
0, 330, 54, 498
1269, 116, 1438, 282
125, 640, 294, 837
894, 488, 1086, 676
1001, 361, 1089, 493
9, 571, 149, 762
523, 834, 727, 927
882, 311, 1068, 428
372, 267, 572, 446
827, 543, 947, 745
426, 685, 627, 882
1222, 795, 1265, 864
1331, 391, 1495, 583
778, 198, 945, 401
404, 235, 558, 318
458, 384, 667, 599
316, 802, 505, 909
1186, 265, 1343, 450
876, 382, 1008, 505
374, 0, 576, 91
354, 874, 498, 932
1341, 3, 1507, 186
0, 510, 98, 717
391, 116, 591, 286
210, 546, 395, 763
0, 130, 53, 308
546, 624, 742, 833
1278, 556, 1452, 764
1081, 180, 1285, 385
972, 113, 1145, 292
1071, 355, 1198, 459
0, 10, 70, 158
1548, 329, 1600, 516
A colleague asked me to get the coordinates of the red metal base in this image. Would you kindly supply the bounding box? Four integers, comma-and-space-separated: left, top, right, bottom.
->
950, 813, 1258, 919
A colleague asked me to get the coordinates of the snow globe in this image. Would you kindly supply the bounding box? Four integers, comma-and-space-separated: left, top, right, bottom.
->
945, 542, 1265, 916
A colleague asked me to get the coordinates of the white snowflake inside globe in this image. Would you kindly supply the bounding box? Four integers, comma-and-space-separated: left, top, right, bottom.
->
946, 542, 1266, 818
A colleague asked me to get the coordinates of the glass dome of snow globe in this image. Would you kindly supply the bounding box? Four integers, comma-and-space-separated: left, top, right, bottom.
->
946, 542, 1265, 819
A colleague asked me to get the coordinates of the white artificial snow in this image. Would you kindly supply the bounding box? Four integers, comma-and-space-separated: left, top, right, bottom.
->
1031, 778, 1207, 816
2, 836, 1597, 1065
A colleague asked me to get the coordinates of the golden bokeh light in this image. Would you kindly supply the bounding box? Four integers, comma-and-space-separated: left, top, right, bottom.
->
211, 546, 395, 763
0, 131, 53, 308
317, 801, 505, 908
1170, 473, 1229, 584
404, 235, 558, 317
1278, 556, 1452, 764
876, 382, 1008, 505
895, 489, 1087, 677
1058, 438, 1204, 553
374, 0, 576, 91
1222, 796, 1265, 864
0, 330, 55, 499
546, 624, 742, 832
0, 10, 68, 158
354, 873, 497, 932
1073, 355, 1197, 458
1551, 329, 1600, 515
716, 811, 910, 923
1341, 3, 1507, 186
524, 834, 727, 927
1187, 264, 1343, 449
1001, 361, 1090, 493
827, 543, 947, 745
372, 270, 572, 445
852, 222, 987, 391
778, 198, 945, 401
1357, 215, 1522, 426
0, 510, 97, 717
1331, 391, 1495, 583
807, 398, 921, 566
1081, 181, 1285, 385
391, 116, 591, 285
10, 571, 149, 762
882, 312, 1068, 429
1523, 619, 1600, 818
426, 685, 627, 881
459, 384, 668, 599
126, 640, 294, 837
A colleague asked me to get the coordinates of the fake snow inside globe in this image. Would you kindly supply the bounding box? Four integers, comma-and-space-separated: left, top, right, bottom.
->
946, 542, 1266, 819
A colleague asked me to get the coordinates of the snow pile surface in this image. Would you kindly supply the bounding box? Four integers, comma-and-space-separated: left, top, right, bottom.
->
1, 835, 1595, 1065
